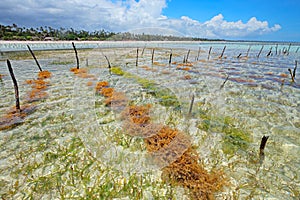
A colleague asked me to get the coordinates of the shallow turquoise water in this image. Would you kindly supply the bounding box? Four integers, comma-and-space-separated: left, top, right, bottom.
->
0, 41, 299, 199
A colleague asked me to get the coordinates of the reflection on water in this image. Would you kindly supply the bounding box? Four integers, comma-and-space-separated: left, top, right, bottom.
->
0, 41, 299, 199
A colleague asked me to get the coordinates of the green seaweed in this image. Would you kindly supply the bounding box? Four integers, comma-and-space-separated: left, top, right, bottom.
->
2, 135, 177, 199
50, 60, 74, 65
197, 113, 251, 155
111, 66, 125, 76
222, 126, 250, 155
111, 66, 181, 108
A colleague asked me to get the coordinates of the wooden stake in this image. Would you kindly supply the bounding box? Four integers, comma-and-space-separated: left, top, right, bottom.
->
275, 44, 278, 55
27, 45, 42, 72
185, 49, 190, 63
246, 46, 251, 57
7, 60, 20, 111
267, 47, 272, 57
141, 46, 146, 56
283, 47, 287, 55
104, 55, 111, 74
259, 135, 269, 165
136, 48, 139, 67
280, 79, 285, 91
288, 68, 295, 82
219, 46, 226, 58
151, 49, 155, 64
293, 60, 297, 79
257, 45, 264, 58
169, 50, 173, 65
287, 43, 291, 55
296, 47, 299, 53
188, 94, 195, 116
72, 42, 80, 69
207, 46, 212, 60
220, 75, 229, 89
196, 47, 201, 61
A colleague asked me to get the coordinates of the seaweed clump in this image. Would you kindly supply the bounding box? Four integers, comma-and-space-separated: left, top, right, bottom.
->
95, 81, 128, 108
95, 81, 109, 92
96, 81, 226, 199
70, 67, 94, 78
162, 148, 225, 200
124, 103, 226, 199
143, 126, 225, 199
25, 71, 51, 102
124, 104, 152, 126
0, 105, 36, 131
38, 70, 52, 79
1, 60, 47, 130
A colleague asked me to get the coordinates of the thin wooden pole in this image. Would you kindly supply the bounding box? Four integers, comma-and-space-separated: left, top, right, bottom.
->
283, 47, 286, 55
7, 60, 20, 111
220, 75, 229, 89
136, 48, 139, 67
151, 49, 155, 64
169, 51, 172, 65
219, 46, 226, 58
288, 68, 295, 82
188, 94, 195, 116
104, 55, 111, 75
259, 135, 269, 165
27, 45, 42, 72
257, 45, 264, 58
196, 47, 201, 61
246, 46, 251, 57
275, 44, 278, 55
141, 46, 146, 56
185, 49, 190, 63
207, 46, 212, 60
267, 47, 272, 57
287, 43, 291, 55
293, 60, 297, 79
72, 42, 80, 69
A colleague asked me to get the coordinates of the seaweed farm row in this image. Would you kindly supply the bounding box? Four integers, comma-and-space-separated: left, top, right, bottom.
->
0, 41, 299, 199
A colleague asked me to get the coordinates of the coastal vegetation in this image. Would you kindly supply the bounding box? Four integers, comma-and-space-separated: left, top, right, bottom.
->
0, 23, 223, 41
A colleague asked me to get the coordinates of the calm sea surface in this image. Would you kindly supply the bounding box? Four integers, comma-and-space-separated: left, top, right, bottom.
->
0, 41, 299, 199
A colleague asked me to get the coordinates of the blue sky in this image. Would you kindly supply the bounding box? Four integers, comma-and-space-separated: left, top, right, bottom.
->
163, 0, 300, 41
0, 0, 299, 41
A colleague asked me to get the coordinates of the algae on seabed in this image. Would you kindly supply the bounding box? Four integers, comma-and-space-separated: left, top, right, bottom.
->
111, 66, 181, 109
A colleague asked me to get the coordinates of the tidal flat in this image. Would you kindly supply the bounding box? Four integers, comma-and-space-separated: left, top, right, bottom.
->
0, 41, 299, 199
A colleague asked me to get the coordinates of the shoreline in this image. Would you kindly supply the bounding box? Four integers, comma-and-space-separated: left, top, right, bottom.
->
1, 40, 298, 54
0, 40, 298, 45
0, 40, 201, 44
0, 40, 206, 53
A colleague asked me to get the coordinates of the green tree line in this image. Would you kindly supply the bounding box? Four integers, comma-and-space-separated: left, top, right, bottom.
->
0, 24, 116, 41
0, 23, 222, 41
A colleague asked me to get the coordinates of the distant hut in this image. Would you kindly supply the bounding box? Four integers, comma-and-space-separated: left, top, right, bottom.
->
44, 37, 55, 41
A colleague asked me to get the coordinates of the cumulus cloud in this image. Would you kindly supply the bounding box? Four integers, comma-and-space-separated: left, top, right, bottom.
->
201, 14, 281, 38
0, 0, 281, 39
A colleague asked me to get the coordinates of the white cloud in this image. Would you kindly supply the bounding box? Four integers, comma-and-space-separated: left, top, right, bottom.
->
198, 14, 281, 38
0, 0, 281, 39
